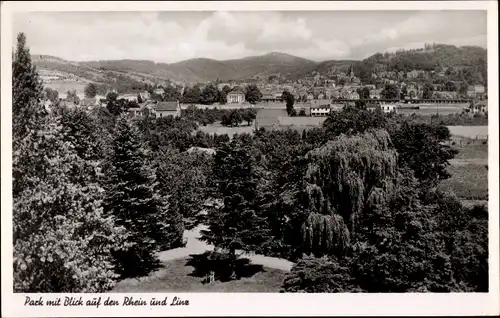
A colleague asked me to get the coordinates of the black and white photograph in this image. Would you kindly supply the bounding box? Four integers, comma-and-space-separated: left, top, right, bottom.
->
1, 1, 499, 316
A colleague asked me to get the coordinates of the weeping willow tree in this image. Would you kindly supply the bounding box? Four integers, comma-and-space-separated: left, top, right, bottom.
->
301, 213, 350, 257
299, 129, 399, 257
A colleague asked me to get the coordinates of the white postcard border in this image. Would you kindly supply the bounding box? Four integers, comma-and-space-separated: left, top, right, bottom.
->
1, 1, 499, 317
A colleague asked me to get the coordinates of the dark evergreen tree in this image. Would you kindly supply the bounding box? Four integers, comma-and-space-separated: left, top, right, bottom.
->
200, 136, 269, 263
103, 115, 184, 278
84, 83, 98, 98
12, 32, 46, 144
282, 91, 295, 116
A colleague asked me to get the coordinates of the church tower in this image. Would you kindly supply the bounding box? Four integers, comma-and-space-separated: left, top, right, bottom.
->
349, 65, 354, 78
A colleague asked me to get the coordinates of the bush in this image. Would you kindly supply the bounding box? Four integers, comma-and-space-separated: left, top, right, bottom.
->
186, 251, 263, 282
281, 255, 362, 292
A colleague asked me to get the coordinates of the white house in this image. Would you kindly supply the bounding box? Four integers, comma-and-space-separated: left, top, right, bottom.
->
155, 100, 181, 118
121, 93, 138, 102
380, 104, 398, 113
466, 101, 488, 114
153, 88, 165, 95
310, 104, 331, 117
227, 89, 246, 104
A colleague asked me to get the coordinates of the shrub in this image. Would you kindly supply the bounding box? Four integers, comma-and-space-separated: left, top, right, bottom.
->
281, 255, 362, 293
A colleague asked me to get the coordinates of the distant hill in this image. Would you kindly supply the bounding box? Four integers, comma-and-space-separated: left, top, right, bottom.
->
353, 44, 487, 83
79, 52, 319, 83
32, 44, 488, 89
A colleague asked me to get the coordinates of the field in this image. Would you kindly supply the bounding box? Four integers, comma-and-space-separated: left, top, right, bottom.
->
399, 103, 468, 116
256, 108, 288, 127
198, 122, 255, 138
113, 257, 286, 292
439, 142, 488, 202
439, 164, 488, 200
43, 80, 88, 94
447, 125, 488, 139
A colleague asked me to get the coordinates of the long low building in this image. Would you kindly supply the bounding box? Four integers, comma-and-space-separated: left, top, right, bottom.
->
310, 104, 331, 117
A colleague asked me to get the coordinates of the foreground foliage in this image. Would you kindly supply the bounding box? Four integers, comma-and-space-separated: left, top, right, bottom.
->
103, 116, 184, 278
13, 33, 126, 292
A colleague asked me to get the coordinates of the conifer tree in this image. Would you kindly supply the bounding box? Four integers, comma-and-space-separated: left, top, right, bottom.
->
12, 33, 46, 143
200, 135, 269, 260
103, 115, 184, 278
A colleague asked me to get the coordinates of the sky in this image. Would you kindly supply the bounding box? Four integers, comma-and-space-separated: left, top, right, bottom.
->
13, 10, 487, 63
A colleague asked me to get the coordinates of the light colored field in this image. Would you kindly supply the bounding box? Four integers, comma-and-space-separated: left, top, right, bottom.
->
256, 108, 288, 127
198, 122, 255, 138
442, 142, 488, 200
453, 143, 488, 160
181, 103, 256, 110
277, 116, 326, 126
439, 164, 488, 200
461, 200, 488, 208
447, 126, 488, 139
43, 80, 88, 94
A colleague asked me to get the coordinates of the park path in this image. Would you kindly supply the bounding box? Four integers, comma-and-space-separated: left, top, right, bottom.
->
158, 225, 294, 271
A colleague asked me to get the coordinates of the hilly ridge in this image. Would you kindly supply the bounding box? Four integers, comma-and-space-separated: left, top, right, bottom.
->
32, 44, 487, 88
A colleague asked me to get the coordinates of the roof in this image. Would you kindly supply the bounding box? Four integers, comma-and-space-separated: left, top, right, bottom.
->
156, 101, 179, 111
311, 104, 331, 109
80, 98, 96, 106
228, 89, 245, 96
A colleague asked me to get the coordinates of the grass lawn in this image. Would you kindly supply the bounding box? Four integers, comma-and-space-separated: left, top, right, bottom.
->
112, 257, 287, 293
439, 164, 488, 200
440, 143, 489, 200
447, 125, 488, 139
452, 143, 488, 161
198, 122, 255, 138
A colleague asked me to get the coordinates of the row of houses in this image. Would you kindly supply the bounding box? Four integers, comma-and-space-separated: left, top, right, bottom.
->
128, 100, 181, 119
309, 101, 398, 117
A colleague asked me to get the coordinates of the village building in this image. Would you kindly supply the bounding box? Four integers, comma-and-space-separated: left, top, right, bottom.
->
260, 90, 277, 103
127, 105, 143, 118
155, 100, 181, 118
370, 90, 381, 99
348, 91, 360, 100
121, 93, 139, 102
310, 103, 331, 117
330, 103, 344, 112
227, 89, 246, 104
474, 84, 486, 94
141, 90, 150, 101
153, 88, 165, 95
466, 101, 488, 114
380, 103, 398, 114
